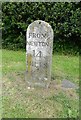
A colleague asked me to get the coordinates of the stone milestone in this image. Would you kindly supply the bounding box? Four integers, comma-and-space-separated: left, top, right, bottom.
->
26, 20, 53, 87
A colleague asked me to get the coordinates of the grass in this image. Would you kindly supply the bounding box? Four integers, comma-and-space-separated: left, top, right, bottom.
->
52, 53, 79, 85
0, 49, 2, 119
2, 49, 79, 118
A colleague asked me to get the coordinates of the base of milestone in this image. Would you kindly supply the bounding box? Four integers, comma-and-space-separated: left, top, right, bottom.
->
25, 71, 50, 88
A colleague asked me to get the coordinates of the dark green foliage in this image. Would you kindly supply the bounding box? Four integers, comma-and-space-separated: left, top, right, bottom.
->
2, 2, 81, 54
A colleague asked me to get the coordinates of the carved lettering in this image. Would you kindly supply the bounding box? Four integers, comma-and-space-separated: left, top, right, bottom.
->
27, 41, 49, 47
28, 33, 47, 39
33, 50, 43, 57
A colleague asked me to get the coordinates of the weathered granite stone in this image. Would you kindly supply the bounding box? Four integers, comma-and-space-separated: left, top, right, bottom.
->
25, 20, 53, 87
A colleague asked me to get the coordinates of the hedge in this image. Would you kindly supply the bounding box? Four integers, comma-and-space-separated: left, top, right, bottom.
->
2, 2, 81, 54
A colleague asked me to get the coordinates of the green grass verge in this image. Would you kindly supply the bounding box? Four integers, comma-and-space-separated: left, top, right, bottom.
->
2, 49, 79, 118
